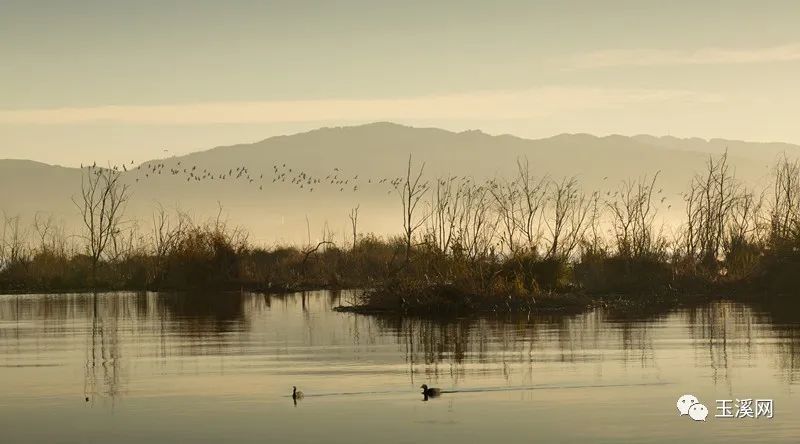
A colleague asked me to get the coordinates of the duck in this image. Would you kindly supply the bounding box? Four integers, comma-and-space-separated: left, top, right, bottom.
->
420, 384, 441, 397
292, 386, 304, 400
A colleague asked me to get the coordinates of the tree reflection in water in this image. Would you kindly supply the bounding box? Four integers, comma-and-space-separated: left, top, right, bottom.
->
1, 291, 800, 403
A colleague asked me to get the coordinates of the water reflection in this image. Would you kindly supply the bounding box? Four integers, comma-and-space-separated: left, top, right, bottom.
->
1, 291, 800, 404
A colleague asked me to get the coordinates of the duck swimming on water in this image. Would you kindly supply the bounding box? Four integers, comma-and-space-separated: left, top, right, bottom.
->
420, 384, 441, 398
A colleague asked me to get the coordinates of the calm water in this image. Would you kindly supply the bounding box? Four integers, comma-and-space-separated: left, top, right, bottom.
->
1, 291, 799, 443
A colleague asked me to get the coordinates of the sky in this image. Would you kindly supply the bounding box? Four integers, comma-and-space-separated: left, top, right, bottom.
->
2, 0, 800, 167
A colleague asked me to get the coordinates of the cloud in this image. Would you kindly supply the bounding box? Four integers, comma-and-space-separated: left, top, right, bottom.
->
566, 42, 800, 69
0, 87, 722, 125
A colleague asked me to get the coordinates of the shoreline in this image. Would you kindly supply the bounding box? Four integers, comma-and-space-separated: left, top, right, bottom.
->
332, 288, 784, 317
2, 283, 795, 321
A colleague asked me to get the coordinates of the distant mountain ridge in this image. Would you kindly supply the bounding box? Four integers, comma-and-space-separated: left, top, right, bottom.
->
0, 122, 795, 243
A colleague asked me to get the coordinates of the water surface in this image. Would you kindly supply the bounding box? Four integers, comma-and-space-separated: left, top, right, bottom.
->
1, 291, 799, 443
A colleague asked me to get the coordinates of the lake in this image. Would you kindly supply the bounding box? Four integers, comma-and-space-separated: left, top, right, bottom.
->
1, 291, 798, 443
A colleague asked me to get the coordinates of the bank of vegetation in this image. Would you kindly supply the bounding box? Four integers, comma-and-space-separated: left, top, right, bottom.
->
3, 152, 800, 315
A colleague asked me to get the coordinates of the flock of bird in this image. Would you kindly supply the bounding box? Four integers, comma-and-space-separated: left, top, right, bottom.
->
84, 157, 673, 209
99, 158, 410, 195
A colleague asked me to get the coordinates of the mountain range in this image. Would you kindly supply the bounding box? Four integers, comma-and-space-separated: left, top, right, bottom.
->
1, 122, 796, 244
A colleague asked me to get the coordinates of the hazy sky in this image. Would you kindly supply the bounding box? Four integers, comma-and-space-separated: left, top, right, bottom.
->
2, 0, 800, 166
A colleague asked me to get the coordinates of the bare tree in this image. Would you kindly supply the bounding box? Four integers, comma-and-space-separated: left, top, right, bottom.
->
151, 204, 186, 260
682, 151, 739, 267
489, 177, 521, 255
729, 189, 765, 247
544, 177, 592, 259
1, 212, 28, 265
514, 158, 548, 253
427, 176, 464, 255
149, 204, 187, 282
582, 190, 604, 256
770, 154, 800, 241
393, 155, 429, 263
606, 173, 662, 259
33, 212, 55, 255
455, 181, 496, 260
348, 205, 360, 251
300, 222, 336, 279
109, 219, 142, 262
72, 165, 130, 284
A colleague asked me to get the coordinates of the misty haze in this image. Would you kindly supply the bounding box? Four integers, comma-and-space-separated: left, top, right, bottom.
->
2, 2, 800, 444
